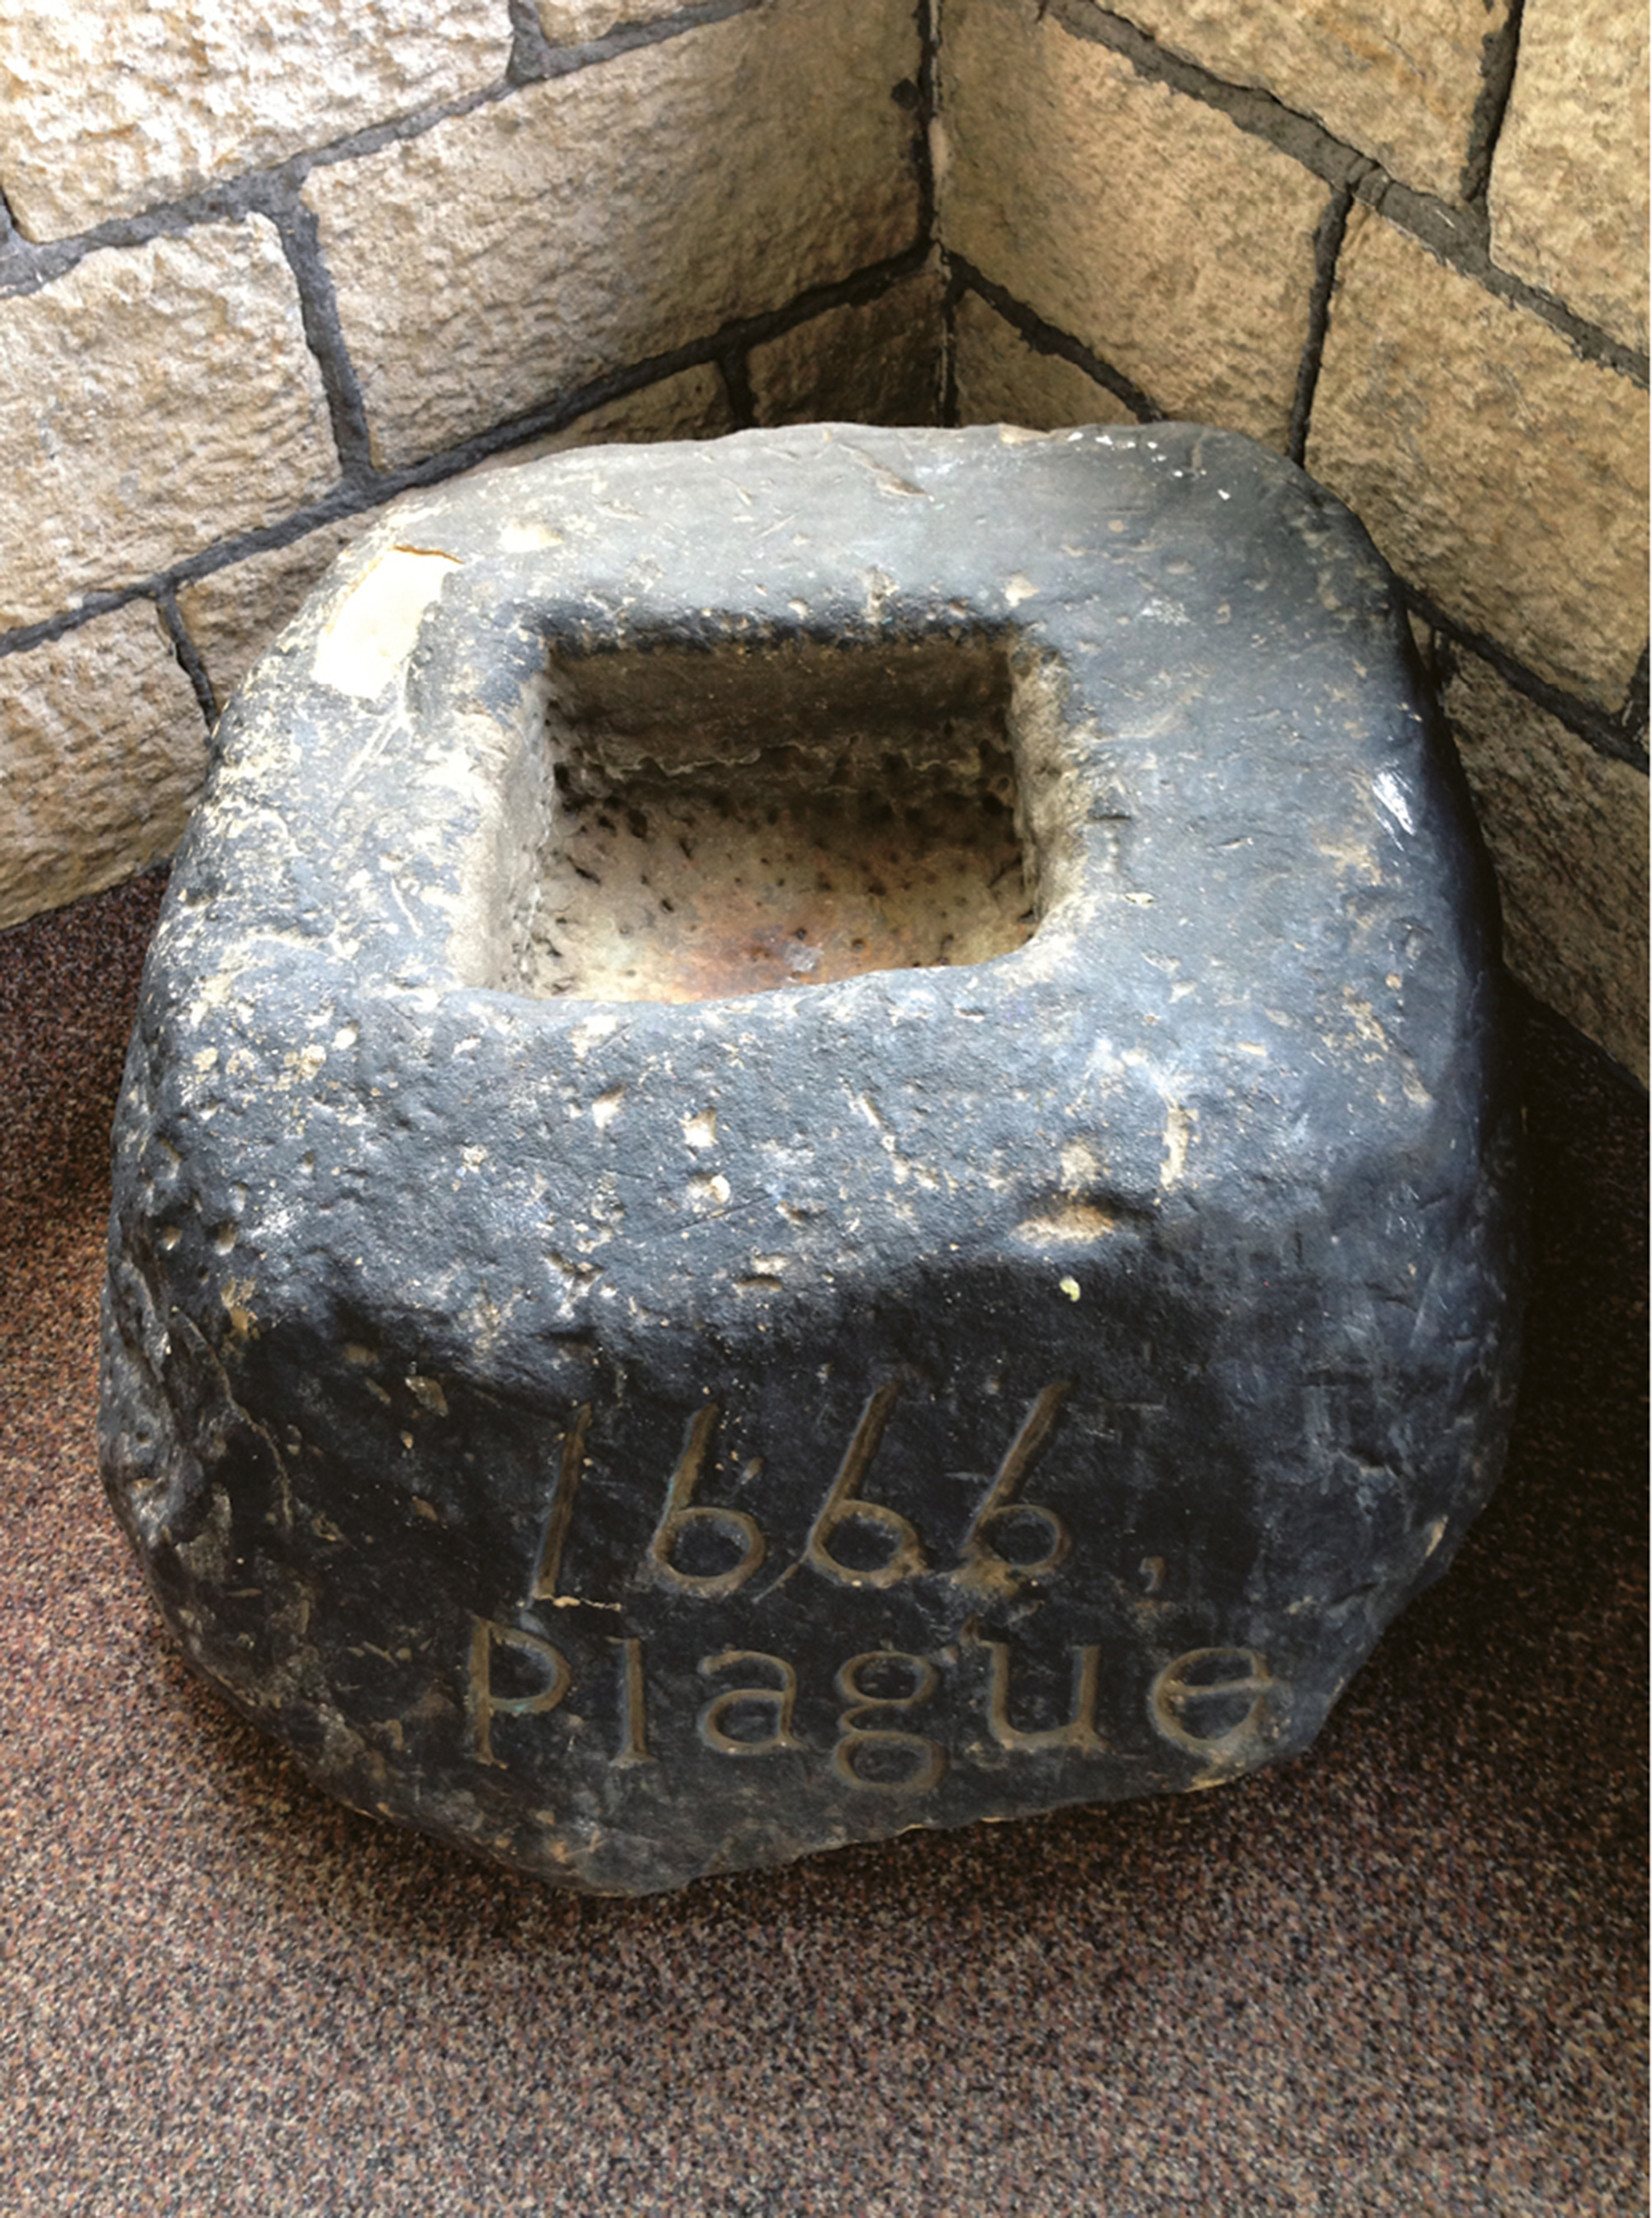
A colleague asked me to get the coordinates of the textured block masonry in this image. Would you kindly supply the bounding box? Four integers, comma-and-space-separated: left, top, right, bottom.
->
1444, 651, 1650, 1085
940, 0, 1328, 448
306, 0, 921, 469
102, 424, 1521, 1893
952, 292, 1138, 431
0, 220, 337, 634
1308, 208, 1650, 713
1487, 0, 1650, 353
0, 0, 510, 242
0, 603, 205, 929
750, 275, 944, 429
1112, 0, 1512, 201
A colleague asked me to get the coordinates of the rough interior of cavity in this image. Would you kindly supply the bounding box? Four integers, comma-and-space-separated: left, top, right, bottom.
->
519, 634, 1035, 1005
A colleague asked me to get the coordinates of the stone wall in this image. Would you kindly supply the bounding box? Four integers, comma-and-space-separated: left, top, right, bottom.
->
938, 0, 1649, 1082
0, 0, 938, 927
2, 0, 1645, 1080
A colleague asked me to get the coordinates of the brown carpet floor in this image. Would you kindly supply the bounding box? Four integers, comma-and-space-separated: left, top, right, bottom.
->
0, 870, 1644, 2218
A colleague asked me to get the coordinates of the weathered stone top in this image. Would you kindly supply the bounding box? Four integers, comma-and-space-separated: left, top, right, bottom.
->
148, 424, 1494, 1337
102, 425, 1519, 1892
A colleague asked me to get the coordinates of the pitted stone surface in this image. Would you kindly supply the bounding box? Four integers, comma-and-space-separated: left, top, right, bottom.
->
941, 0, 1327, 448
304, 0, 920, 469
101, 424, 1521, 1894
0, 221, 337, 632
952, 292, 1138, 431
0, 0, 510, 243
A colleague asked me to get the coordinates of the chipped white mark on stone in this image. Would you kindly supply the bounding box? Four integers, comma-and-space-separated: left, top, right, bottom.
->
570, 1014, 620, 1061
192, 1046, 218, 1073
1313, 831, 1382, 884
313, 546, 462, 700
287, 1043, 326, 1081
406, 1373, 449, 1417
332, 1023, 358, 1051
1059, 1275, 1082, 1301
591, 1087, 625, 1132
862, 566, 896, 618
1004, 573, 1037, 606
1373, 771, 1416, 836
682, 1108, 718, 1152
1422, 1517, 1447, 1558
688, 1172, 731, 1211
1236, 1042, 1269, 1058
1161, 1102, 1195, 1188
997, 425, 1049, 446
1060, 1138, 1099, 1190
500, 521, 563, 553
1341, 988, 1432, 1109
1015, 1202, 1117, 1244
461, 1145, 488, 1169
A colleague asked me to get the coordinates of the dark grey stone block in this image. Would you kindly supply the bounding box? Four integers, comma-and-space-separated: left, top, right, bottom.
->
100, 423, 1521, 1893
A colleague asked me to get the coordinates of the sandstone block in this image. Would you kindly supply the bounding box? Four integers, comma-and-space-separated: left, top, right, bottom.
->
0, 221, 338, 634
534, 0, 685, 47
0, 1, 510, 243
1116, 0, 1511, 202
952, 292, 1137, 430
101, 425, 1520, 1893
1488, 0, 1650, 353
1308, 209, 1650, 711
306, 0, 922, 470
0, 604, 206, 929
1444, 652, 1649, 1083
939, 0, 1327, 449
751, 273, 943, 427
472, 363, 736, 469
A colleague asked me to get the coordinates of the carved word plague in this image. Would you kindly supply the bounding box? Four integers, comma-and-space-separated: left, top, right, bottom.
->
466, 1625, 1276, 1783
464, 1384, 1277, 1787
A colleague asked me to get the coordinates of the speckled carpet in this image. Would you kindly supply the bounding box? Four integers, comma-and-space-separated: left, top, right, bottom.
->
1, 870, 1644, 2218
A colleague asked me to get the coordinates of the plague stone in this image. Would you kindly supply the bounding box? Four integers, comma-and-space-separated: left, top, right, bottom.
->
101, 424, 1521, 1893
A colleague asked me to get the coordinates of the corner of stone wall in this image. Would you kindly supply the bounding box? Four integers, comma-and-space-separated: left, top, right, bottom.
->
932, 0, 1649, 1081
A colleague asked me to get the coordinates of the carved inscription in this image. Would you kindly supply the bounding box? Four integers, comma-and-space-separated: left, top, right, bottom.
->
984, 1639, 1105, 1756
805, 1383, 925, 1589
468, 1619, 572, 1768
1150, 1648, 1274, 1758
833, 1650, 943, 1791
957, 1381, 1071, 1593
697, 1650, 803, 1755
460, 1386, 1282, 1793
612, 1635, 653, 1767
531, 1402, 591, 1602
540, 1380, 1075, 1611
466, 1625, 1276, 1781
648, 1403, 767, 1598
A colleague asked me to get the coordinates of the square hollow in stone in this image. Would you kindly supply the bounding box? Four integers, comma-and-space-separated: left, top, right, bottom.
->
521, 634, 1034, 1003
